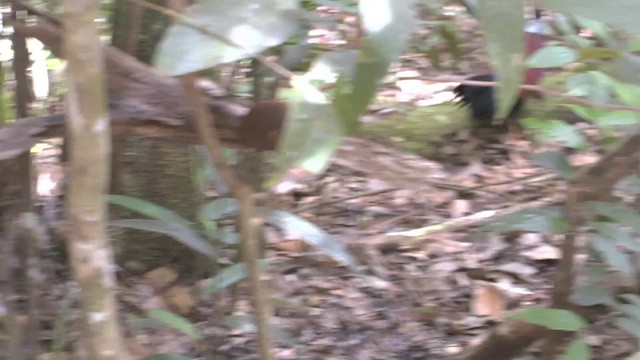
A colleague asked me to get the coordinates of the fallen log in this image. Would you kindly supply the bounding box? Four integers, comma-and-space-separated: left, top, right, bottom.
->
0, 8, 286, 160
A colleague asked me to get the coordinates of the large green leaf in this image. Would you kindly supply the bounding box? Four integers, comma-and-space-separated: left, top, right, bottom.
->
533, 151, 576, 179
594, 110, 640, 129
267, 90, 343, 187
154, 0, 301, 76
147, 308, 200, 340
589, 202, 640, 233
475, 0, 524, 119
563, 338, 591, 360
521, 118, 586, 149
571, 285, 615, 306
110, 219, 215, 257
198, 198, 239, 222
526, 46, 579, 68
108, 195, 193, 228
592, 222, 640, 252
201, 260, 272, 294
306, 50, 358, 84
541, 0, 640, 35
616, 316, 640, 340
334, 0, 416, 132
511, 307, 587, 331
588, 233, 635, 283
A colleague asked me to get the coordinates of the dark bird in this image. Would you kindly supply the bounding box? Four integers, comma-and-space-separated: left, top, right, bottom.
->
454, 13, 546, 127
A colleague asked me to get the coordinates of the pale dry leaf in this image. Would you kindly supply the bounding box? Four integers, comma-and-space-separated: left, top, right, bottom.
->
142, 295, 167, 311
517, 232, 545, 246
430, 260, 461, 273
521, 244, 561, 261
450, 199, 472, 218
495, 262, 538, 278
144, 266, 179, 290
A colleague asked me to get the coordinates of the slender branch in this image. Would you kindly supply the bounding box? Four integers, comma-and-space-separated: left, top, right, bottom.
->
181, 76, 273, 359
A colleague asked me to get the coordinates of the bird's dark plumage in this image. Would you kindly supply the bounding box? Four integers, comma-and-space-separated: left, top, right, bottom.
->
453, 74, 524, 126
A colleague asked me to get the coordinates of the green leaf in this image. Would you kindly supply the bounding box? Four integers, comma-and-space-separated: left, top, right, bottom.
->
541, 0, 640, 35
579, 47, 621, 61
511, 307, 587, 331
154, 1, 301, 76
125, 314, 166, 331
574, 15, 612, 43
628, 37, 640, 52
521, 118, 586, 149
563, 338, 591, 360
334, 0, 415, 133
110, 219, 215, 257
198, 198, 239, 222
616, 317, 640, 339
620, 294, 640, 308
594, 110, 640, 129
527, 46, 579, 68
589, 202, 640, 233
108, 195, 193, 228
591, 222, 640, 252
147, 308, 200, 340
482, 206, 570, 234
267, 96, 342, 188
533, 151, 576, 178
476, 0, 524, 118
306, 50, 358, 84
267, 210, 359, 270
588, 233, 635, 283
571, 285, 615, 307
562, 104, 606, 124
334, 59, 388, 133
201, 260, 272, 294
611, 81, 640, 107
612, 303, 640, 322
217, 229, 240, 245
359, 0, 416, 64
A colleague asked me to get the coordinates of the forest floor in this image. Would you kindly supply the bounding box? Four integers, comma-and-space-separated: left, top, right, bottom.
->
26, 4, 637, 360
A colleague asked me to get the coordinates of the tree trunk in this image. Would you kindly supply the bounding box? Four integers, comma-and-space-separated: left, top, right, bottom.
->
109, 0, 208, 274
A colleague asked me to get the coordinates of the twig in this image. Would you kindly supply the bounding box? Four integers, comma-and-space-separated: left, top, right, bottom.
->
181, 76, 273, 360
465, 171, 557, 191
295, 187, 398, 213
359, 194, 564, 248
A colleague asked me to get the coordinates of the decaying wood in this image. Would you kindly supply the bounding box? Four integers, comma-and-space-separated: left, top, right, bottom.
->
0, 9, 260, 161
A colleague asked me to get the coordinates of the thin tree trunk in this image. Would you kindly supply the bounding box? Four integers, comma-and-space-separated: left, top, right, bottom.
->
63, 0, 129, 358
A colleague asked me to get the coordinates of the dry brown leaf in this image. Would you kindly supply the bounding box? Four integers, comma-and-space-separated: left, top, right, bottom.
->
471, 282, 507, 318
274, 239, 308, 253
144, 266, 178, 290
164, 286, 197, 316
